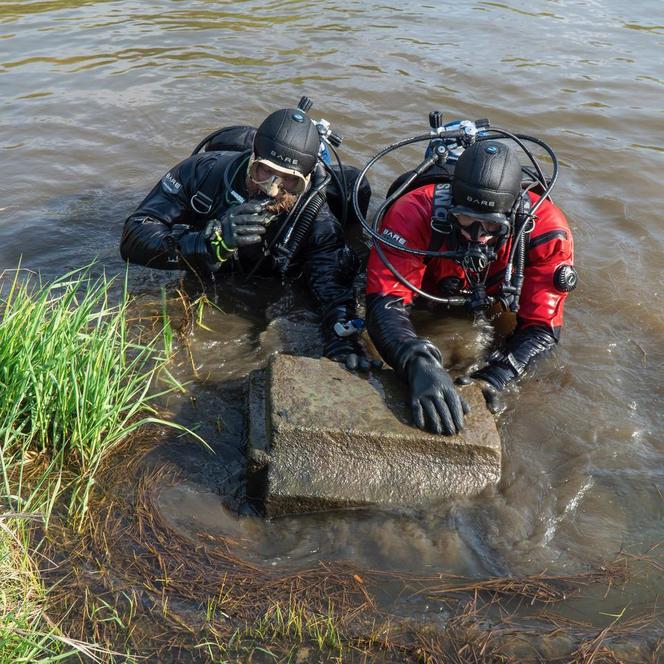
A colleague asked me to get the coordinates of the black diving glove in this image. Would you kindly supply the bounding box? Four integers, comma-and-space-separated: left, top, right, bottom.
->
456, 327, 558, 415
460, 356, 520, 415
204, 200, 273, 261
324, 335, 381, 373
408, 354, 469, 435
322, 308, 382, 373
455, 373, 506, 415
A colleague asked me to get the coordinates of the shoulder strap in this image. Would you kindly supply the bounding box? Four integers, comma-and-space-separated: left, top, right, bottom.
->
425, 183, 454, 264
190, 151, 248, 216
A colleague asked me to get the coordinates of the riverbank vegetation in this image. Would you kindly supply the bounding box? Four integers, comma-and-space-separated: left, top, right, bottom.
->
0, 267, 188, 527
0, 267, 186, 663
0, 516, 72, 662
1, 267, 662, 663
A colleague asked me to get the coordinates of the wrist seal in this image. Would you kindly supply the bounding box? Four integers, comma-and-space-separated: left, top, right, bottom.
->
472, 363, 514, 391
396, 338, 443, 380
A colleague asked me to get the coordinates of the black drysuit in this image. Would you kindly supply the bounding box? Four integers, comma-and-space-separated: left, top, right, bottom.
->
120, 129, 369, 343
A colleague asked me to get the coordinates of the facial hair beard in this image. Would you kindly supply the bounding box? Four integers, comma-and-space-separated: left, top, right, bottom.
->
247, 185, 298, 215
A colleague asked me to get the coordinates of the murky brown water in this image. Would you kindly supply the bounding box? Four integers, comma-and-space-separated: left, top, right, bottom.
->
2, 0, 664, 657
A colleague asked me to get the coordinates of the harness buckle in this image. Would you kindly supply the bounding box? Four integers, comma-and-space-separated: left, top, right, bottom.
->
190, 191, 214, 215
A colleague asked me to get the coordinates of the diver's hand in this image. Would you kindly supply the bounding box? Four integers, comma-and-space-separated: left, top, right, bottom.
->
204, 201, 273, 258
324, 336, 382, 373
455, 373, 505, 415
408, 356, 469, 435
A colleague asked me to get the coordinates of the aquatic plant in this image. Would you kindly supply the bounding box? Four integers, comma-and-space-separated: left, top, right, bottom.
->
2, 267, 661, 663
41, 461, 664, 663
0, 266, 203, 663
0, 266, 193, 528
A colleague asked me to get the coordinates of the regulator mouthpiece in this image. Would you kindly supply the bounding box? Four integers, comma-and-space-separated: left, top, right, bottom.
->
460, 243, 495, 273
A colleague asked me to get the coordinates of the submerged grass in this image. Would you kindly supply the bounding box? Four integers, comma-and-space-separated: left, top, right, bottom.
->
0, 515, 115, 663
0, 516, 69, 663
39, 460, 663, 663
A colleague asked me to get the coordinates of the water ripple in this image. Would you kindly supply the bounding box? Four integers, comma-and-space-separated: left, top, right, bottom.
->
1, 2, 664, 630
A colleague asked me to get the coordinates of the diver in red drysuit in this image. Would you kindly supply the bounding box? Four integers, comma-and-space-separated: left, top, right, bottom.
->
366, 140, 576, 435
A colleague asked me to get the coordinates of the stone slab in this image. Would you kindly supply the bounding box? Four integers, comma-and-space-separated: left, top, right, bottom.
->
248, 354, 501, 517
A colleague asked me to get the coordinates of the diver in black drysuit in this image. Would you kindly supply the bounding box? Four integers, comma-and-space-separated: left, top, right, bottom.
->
120, 110, 373, 369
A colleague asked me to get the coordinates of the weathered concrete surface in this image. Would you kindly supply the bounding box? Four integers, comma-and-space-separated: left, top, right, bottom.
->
249, 354, 501, 517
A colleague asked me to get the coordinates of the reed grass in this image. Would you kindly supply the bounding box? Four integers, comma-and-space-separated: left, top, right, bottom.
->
0, 266, 194, 528
0, 266, 200, 663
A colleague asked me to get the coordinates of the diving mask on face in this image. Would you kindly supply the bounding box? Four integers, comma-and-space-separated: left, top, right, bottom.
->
248, 155, 310, 197
450, 212, 510, 240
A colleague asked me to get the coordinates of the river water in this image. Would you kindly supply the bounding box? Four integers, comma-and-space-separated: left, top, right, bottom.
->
2, 0, 663, 659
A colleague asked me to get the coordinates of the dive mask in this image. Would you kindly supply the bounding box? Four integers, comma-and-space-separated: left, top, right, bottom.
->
449, 211, 510, 240
248, 154, 310, 197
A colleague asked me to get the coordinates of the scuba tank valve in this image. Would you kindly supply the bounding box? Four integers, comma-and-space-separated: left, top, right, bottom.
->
296, 95, 343, 164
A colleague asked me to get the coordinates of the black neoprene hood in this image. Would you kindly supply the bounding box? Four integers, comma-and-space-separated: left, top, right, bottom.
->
450, 140, 523, 220
253, 108, 320, 176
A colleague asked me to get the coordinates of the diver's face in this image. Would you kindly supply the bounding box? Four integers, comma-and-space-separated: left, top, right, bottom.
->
247, 156, 308, 201
246, 172, 298, 215
251, 163, 302, 194
455, 214, 506, 245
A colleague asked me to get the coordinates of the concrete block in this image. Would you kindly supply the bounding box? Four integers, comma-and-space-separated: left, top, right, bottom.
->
249, 354, 501, 517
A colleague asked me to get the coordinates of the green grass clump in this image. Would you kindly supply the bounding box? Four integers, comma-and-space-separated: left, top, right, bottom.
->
0, 517, 75, 663
243, 600, 343, 658
0, 266, 195, 662
0, 267, 187, 527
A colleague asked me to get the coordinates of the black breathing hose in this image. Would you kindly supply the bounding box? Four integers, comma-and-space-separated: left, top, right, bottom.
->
277, 175, 329, 275
328, 142, 348, 227
351, 132, 481, 305
241, 164, 330, 282
369, 153, 470, 305
506, 194, 538, 312
353, 132, 466, 258
352, 130, 558, 259
511, 231, 527, 312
